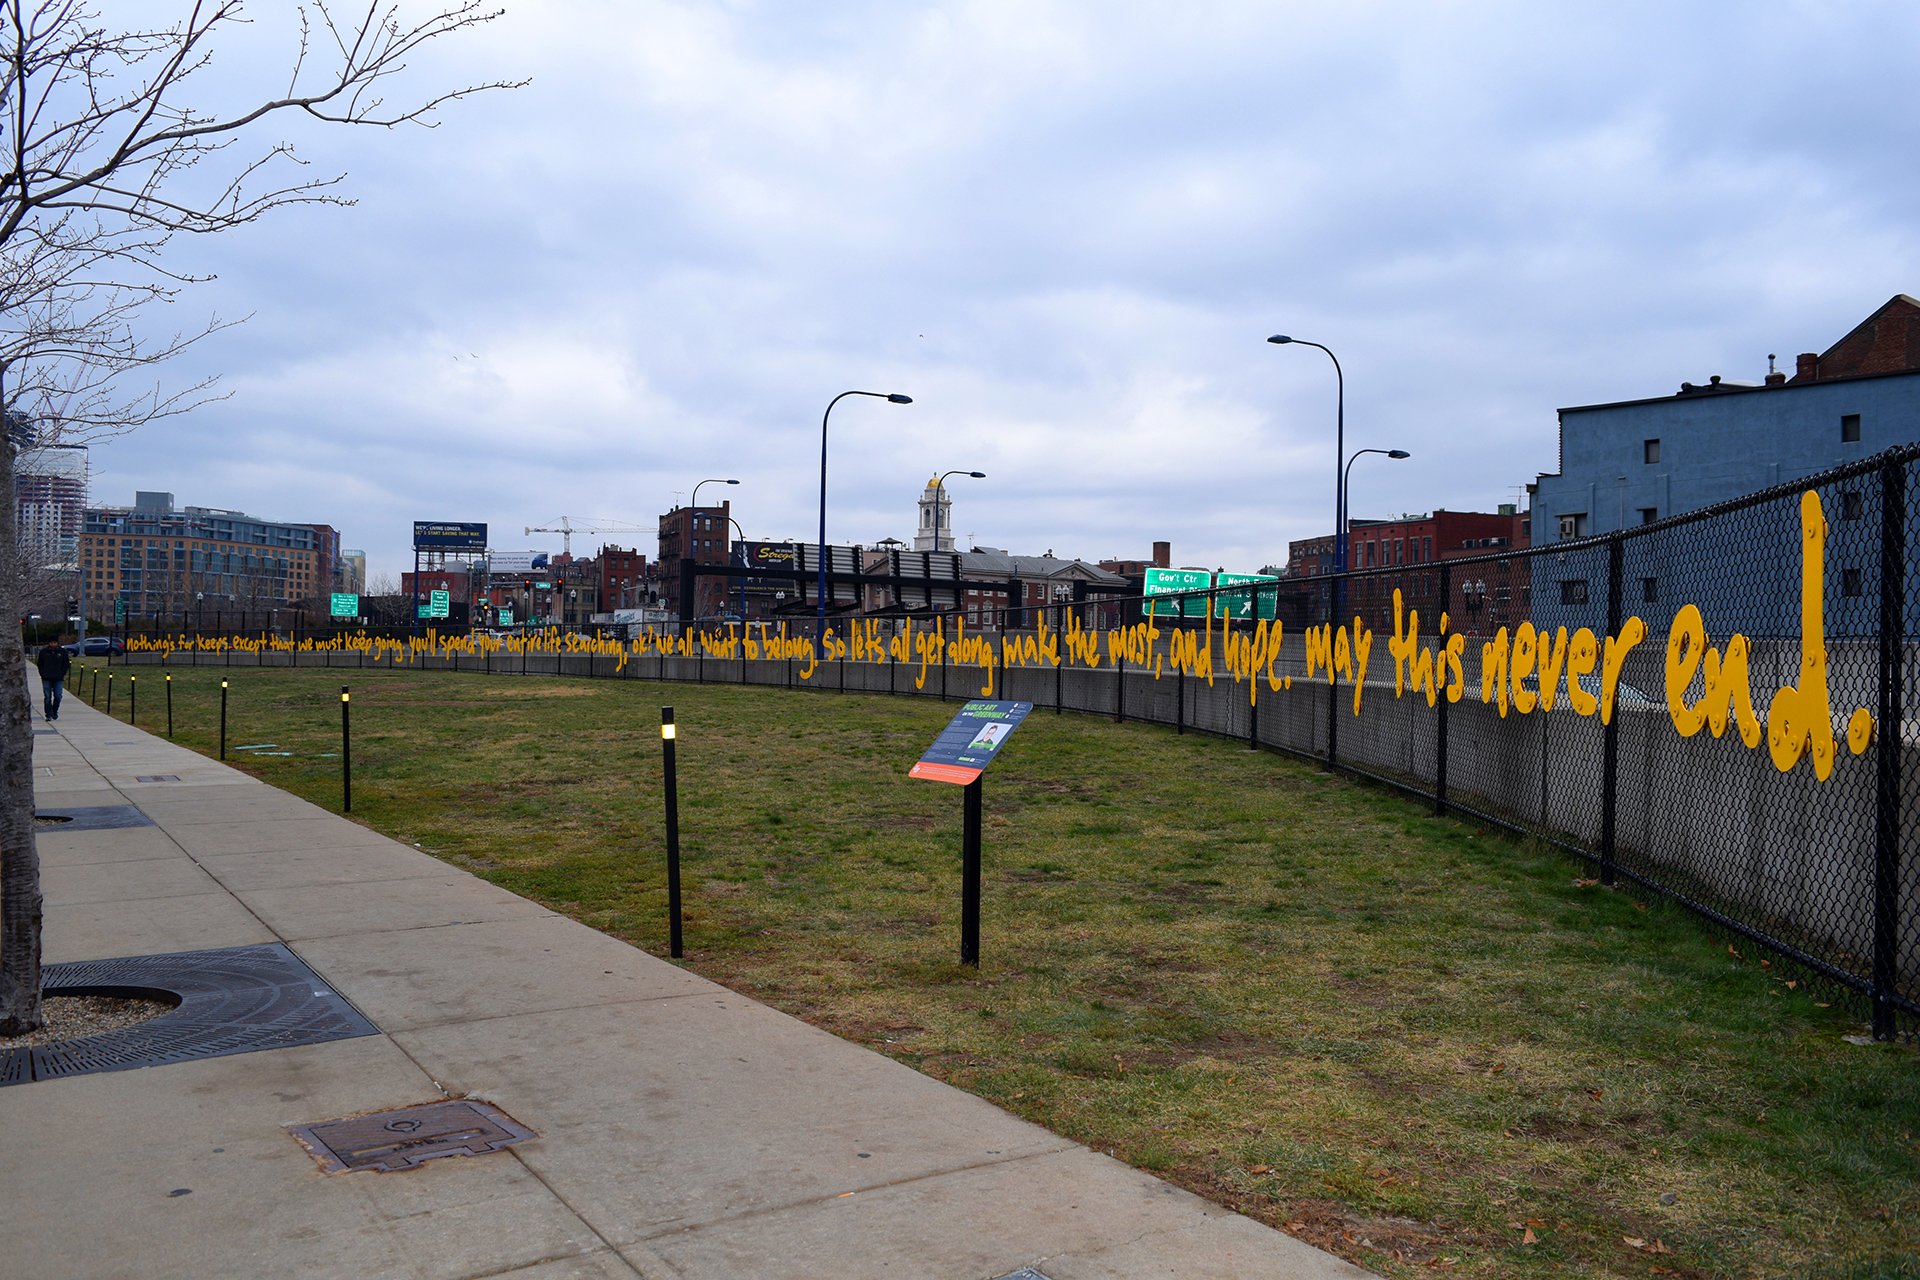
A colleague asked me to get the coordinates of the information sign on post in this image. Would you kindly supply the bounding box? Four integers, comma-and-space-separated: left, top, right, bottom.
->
428, 590, 451, 619
497, 607, 515, 626
1213, 572, 1280, 620
911, 700, 1033, 967
1143, 567, 1213, 619
330, 593, 360, 619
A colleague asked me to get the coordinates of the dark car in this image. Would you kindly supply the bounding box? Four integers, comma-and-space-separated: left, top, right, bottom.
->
63, 636, 126, 656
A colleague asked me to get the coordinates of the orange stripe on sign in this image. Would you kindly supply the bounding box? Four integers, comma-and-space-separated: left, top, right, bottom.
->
908, 761, 982, 785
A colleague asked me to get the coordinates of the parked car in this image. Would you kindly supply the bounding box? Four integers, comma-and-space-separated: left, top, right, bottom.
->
62, 636, 126, 656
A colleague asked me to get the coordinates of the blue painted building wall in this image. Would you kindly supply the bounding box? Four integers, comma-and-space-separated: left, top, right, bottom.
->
1528, 370, 1920, 646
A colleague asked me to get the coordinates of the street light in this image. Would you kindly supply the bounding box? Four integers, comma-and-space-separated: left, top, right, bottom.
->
688, 478, 739, 619
930, 469, 985, 555
818, 390, 913, 639
1341, 448, 1411, 533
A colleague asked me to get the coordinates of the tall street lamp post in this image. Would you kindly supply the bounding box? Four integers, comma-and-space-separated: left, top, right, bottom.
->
1270, 333, 1346, 760
689, 478, 739, 618
930, 469, 985, 554
931, 468, 984, 619
818, 390, 912, 640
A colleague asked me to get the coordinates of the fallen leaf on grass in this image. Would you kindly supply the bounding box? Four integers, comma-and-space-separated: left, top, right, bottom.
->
1247, 1164, 1271, 1174
1522, 1227, 1538, 1246
1487, 1062, 1506, 1075
1585, 1088, 1603, 1100
1574, 878, 1599, 888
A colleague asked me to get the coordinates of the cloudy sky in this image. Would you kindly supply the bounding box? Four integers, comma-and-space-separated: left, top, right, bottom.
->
74, 0, 1920, 582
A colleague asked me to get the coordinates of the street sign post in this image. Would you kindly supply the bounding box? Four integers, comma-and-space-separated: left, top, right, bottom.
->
330, 593, 359, 619
911, 700, 1033, 966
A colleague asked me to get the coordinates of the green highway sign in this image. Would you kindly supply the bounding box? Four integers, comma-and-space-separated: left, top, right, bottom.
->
1214, 572, 1280, 620
330, 593, 359, 618
114, 597, 125, 624
497, 608, 514, 626
428, 589, 451, 619
1143, 567, 1213, 619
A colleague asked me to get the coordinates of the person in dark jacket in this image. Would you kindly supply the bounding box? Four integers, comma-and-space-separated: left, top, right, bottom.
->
36, 639, 72, 721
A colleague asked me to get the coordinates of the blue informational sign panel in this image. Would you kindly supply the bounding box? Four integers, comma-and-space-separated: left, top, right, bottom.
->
910, 700, 1034, 785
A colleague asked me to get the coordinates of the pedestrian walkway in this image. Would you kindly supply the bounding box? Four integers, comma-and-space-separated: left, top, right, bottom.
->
3, 672, 1372, 1279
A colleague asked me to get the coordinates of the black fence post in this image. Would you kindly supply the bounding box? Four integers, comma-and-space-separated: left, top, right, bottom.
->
1328, 572, 1341, 768
1434, 562, 1451, 816
1873, 459, 1906, 1040
1598, 532, 1624, 887
1055, 602, 1065, 714
1115, 653, 1125, 724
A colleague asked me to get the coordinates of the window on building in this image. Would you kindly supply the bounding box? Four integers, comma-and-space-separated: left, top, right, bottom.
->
1559, 579, 1589, 605
1843, 567, 1863, 598
1643, 438, 1660, 464
1841, 413, 1861, 443
1495, 585, 1511, 602
1423, 536, 1433, 561
1841, 489, 1863, 521
1642, 576, 1658, 603
1638, 507, 1658, 525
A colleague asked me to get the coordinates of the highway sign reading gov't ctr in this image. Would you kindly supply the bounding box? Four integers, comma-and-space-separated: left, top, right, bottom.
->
1143, 568, 1213, 619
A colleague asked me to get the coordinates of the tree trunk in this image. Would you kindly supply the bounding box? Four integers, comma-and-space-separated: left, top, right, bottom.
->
0, 434, 44, 1036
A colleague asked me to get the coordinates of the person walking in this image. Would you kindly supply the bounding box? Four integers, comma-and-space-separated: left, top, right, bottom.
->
36, 638, 72, 722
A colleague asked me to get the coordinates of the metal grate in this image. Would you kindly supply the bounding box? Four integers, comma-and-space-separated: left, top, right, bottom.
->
0, 943, 378, 1086
289, 1099, 535, 1173
31, 804, 155, 833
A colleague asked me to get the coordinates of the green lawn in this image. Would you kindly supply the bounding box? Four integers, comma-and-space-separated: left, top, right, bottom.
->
82, 663, 1920, 1280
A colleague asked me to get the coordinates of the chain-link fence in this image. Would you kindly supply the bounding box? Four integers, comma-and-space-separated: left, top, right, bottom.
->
114, 447, 1919, 1040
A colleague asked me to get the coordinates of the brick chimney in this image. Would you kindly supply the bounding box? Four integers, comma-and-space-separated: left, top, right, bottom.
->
1152, 540, 1171, 568
1795, 352, 1819, 381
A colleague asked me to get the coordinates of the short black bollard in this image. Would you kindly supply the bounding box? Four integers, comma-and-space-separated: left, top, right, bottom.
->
128, 675, 136, 726
341, 686, 352, 812
661, 706, 683, 958
165, 673, 174, 738
105, 672, 113, 715
219, 678, 228, 760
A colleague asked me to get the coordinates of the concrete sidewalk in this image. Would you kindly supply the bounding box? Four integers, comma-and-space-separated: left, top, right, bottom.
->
3, 673, 1372, 1280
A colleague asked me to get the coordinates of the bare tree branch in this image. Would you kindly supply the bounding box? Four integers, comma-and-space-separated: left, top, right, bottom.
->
0, 0, 518, 1036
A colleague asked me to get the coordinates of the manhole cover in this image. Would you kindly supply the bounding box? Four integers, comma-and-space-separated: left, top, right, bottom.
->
134, 775, 180, 783
995, 1271, 1054, 1280
290, 1100, 536, 1173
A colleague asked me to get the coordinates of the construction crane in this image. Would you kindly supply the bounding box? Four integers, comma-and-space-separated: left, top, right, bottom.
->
524, 516, 652, 557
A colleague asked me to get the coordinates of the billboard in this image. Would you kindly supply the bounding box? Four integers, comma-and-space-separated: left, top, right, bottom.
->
413, 521, 488, 552
488, 550, 550, 575
744, 541, 801, 589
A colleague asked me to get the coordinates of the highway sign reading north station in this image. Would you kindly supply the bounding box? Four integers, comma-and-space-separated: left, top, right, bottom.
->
1214, 572, 1279, 620
909, 700, 1033, 785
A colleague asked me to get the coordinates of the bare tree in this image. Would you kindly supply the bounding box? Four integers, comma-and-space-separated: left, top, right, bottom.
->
1, 1, 520, 1036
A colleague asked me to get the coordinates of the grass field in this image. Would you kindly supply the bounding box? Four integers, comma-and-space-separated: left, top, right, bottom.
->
77, 662, 1920, 1279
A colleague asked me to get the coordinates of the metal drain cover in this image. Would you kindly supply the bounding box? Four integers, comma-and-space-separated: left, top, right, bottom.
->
134, 775, 180, 783
290, 1100, 536, 1173
31, 804, 155, 832
1, 943, 377, 1087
